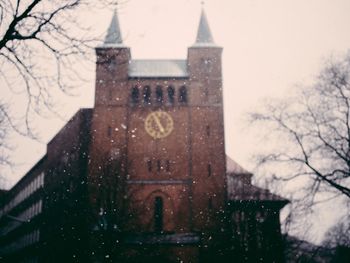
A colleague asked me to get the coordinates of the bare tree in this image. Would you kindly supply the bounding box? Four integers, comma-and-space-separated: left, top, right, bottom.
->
322, 219, 350, 248
0, 104, 11, 167
321, 216, 350, 263
0, 0, 126, 137
0, 102, 14, 188
249, 54, 350, 236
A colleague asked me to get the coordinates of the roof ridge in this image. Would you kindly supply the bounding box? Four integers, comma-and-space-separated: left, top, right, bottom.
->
226, 155, 252, 174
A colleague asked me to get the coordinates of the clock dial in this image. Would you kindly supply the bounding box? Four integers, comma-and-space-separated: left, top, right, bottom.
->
145, 111, 174, 139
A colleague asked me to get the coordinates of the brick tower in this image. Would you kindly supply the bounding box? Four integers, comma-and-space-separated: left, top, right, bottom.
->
0, 7, 288, 263
87, 9, 227, 263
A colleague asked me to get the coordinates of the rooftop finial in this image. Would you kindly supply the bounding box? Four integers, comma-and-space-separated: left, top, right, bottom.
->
103, 9, 123, 46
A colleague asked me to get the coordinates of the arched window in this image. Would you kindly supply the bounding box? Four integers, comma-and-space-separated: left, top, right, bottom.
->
109, 88, 113, 101
165, 160, 170, 172
207, 164, 212, 177
206, 125, 210, 137
147, 160, 152, 172
154, 196, 163, 232
131, 86, 139, 104
179, 86, 187, 104
157, 160, 161, 172
143, 86, 151, 105
167, 86, 175, 104
202, 58, 212, 72
208, 197, 213, 210
108, 56, 117, 71
156, 86, 163, 104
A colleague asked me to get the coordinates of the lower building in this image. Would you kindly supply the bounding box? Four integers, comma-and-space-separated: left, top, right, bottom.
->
227, 158, 288, 263
0, 159, 44, 263
0, 133, 288, 263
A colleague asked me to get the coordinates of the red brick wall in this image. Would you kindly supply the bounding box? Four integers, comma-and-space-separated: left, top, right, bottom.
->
88, 44, 227, 259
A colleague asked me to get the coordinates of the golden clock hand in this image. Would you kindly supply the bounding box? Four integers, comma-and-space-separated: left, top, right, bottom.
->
152, 115, 165, 133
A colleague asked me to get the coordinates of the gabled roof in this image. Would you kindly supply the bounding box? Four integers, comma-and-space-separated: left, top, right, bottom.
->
228, 182, 289, 203
128, 59, 189, 78
226, 156, 252, 175
226, 155, 289, 205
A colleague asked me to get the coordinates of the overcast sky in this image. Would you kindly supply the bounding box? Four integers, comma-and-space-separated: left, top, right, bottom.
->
3, 0, 350, 243
114, 0, 350, 167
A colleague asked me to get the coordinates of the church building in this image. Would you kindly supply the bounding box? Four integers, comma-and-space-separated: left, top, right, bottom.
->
0, 9, 288, 263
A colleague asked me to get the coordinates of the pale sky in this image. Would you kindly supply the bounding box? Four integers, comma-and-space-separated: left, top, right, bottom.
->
3, 0, 350, 243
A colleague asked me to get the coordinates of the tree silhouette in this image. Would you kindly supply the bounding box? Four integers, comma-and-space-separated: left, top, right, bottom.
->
0, 0, 127, 136
249, 54, 350, 237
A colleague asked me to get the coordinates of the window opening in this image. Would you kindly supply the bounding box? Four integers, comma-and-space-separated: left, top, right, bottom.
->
167, 86, 175, 104
208, 197, 213, 210
108, 56, 117, 71
147, 160, 152, 172
157, 160, 161, 172
202, 58, 212, 72
154, 196, 163, 232
204, 87, 209, 99
166, 160, 170, 172
131, 86, 139, 104
108, 126, 112, 137
179, 86, 187, 103
208, 164, 212, 177
109, 88, 113, 101
143, 86, 151, 105
206, 125, 210, 137
156, 86, 163, 104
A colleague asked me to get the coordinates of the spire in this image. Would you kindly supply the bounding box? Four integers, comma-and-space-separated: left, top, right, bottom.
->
103, 10, 123, 46
194, 8, 216, 46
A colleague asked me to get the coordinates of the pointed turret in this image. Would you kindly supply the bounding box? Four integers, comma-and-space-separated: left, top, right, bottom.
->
188, 7, 222, 83
103, 10, 123, 46
95, 10, 131, 106
193, 8, 216, 46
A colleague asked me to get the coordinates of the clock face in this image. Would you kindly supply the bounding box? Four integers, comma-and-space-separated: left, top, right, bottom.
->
145, 111, 174, 139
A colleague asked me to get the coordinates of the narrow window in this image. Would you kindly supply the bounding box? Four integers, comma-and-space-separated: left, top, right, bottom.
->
154, 196, 163, 232
157, 160, 161, 172
207, 164, 212, 177
206, 125, 210, 137
109, 88, 113, 101
208, 197, 213, 210
179, 86, 187, 104
167, 86, 175, 104
204, 87, 209, 99
108, 126, 112, 137
147, 160, 152, 172
143, 86, 151, 105
166, 160, 170, 172
108, 56, 117, 71
131, 86, 139, 104
202, 58, 212, 72
156, 86, 163, 104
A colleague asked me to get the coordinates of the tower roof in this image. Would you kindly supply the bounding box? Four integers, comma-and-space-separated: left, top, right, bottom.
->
103, 10, 124, 47
193, 8, 216, 46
